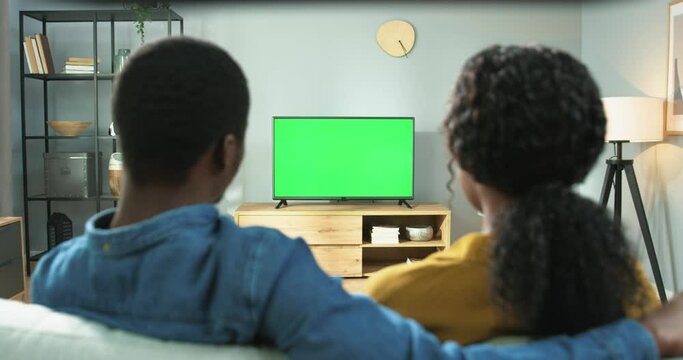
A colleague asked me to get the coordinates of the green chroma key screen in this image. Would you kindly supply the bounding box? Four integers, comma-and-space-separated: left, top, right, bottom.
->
273, 117, 414, 199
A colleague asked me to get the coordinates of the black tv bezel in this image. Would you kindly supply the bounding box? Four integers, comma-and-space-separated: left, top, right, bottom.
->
272, 116, 415, 201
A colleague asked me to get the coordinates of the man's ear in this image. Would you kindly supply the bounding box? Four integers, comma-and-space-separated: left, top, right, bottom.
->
220, 134, 243, 175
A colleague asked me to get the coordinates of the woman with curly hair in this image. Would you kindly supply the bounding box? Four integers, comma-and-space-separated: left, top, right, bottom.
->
366, 45, 661, 344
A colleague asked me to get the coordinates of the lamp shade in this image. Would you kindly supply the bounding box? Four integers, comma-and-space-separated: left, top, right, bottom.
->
602, 97, 664, 142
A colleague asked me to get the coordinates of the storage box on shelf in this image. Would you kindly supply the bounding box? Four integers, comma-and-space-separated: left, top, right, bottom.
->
234, 203, 451, 278
19, 10, 184, 273
44, 152, 98, 198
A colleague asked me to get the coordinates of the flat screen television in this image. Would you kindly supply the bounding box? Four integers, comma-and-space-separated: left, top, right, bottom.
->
273, 117, 414, 200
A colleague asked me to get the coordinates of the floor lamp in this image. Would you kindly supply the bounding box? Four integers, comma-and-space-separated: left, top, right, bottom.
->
600, 97, 667, 303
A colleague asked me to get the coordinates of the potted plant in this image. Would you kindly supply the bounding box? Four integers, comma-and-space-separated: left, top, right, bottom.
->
124, 1, 171, 44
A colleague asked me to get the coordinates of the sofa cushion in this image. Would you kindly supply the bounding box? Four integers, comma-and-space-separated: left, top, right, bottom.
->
0, 299, 286, 360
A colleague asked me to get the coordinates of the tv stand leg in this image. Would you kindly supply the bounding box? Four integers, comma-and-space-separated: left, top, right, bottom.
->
275, 200, 288, 209
398, 200, 413, 209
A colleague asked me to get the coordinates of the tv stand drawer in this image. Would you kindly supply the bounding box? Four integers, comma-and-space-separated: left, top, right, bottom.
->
309, 246, 362, 277
238, 215, 361, 245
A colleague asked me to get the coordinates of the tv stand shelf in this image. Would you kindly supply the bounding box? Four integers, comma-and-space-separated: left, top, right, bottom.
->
361, 239, 445, 248
234, 203, 451, 278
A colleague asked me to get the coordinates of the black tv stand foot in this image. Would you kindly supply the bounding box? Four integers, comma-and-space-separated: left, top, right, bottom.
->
398, 200, 413, 209
275, 200, 288, 209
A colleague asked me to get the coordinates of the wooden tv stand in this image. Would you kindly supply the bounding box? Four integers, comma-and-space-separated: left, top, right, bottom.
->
234, 203, 451, 278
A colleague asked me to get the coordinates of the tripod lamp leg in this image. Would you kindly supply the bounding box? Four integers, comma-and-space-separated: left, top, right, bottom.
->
600, 164, 616, 207
624, 165, 668, 303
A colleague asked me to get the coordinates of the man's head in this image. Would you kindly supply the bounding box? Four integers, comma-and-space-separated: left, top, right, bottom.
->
113, 37, 249, 198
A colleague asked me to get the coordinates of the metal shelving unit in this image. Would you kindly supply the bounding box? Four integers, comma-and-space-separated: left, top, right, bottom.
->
19, 9, 183, 274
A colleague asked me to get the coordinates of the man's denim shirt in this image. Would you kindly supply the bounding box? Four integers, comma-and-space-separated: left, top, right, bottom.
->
32, 204, 659, 359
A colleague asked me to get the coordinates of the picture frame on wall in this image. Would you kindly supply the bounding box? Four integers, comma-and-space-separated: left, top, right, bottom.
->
667, 0, 683, 134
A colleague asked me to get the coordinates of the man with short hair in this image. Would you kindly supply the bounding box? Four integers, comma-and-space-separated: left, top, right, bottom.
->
32, 37, 683, 359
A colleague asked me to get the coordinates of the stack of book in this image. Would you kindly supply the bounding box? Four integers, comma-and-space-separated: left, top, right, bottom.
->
63, 57, 100, 74
371, 225, 400, 245
22, 34, 55, 74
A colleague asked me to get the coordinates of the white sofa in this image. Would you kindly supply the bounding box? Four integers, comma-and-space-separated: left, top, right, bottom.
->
0, 299, 286, 360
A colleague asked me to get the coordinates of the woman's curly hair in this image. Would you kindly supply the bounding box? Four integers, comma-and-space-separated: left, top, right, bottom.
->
444, 45, 647, 336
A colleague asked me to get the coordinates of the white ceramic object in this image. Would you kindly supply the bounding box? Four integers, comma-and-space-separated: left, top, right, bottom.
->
405, 225, 433, 241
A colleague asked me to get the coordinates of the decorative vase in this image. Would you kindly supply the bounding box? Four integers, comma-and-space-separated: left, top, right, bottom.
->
108, 153, 124, 197
113, 49, 131, 73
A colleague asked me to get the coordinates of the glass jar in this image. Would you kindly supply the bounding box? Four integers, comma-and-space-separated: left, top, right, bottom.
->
113, 49, 131, 73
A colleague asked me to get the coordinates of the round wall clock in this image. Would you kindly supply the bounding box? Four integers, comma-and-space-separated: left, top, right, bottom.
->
376, 20, 416, 57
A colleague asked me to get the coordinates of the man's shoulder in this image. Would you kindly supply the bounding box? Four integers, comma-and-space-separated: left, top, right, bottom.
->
36, 234, 89, 267
31, 235, 90, 298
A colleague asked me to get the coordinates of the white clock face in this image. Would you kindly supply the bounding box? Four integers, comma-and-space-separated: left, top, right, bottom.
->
376, 20, 415, 57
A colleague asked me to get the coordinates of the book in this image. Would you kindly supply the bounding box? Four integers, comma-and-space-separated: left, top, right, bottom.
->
66, 57, 101, 65
24, 36, 39, 74
36, 34, 48, 74
22, 40, 35, 74
371, 225, 400, 244
36, 34, 55, 74
64, 64, 95, 71
65, 62, 98, 67
62, 69, 96, 74
30, 37, 44, 74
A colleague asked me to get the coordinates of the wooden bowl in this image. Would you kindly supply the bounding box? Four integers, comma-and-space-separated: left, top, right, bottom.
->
47, 121, 93, 136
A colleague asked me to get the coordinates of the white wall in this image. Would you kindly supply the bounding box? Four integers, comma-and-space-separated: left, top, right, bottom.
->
580, 0, 682, 292
8, 1, 583, 252
0, 0, 11, 215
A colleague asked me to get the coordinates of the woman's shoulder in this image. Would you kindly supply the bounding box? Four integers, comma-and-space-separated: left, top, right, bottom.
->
365, 232, 493, 300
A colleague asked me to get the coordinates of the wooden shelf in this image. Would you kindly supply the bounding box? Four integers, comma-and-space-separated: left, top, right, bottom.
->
363, 261, 404, 276
362, 239, 446, 248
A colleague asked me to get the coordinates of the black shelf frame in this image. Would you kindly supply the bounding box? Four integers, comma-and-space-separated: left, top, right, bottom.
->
24, 73, 116, 81
19, 9, 183, 274
27, 194, 120, 202
26, 135, 118, 140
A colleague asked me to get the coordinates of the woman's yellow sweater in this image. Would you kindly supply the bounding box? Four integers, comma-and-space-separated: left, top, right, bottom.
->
365, 232, 661, 345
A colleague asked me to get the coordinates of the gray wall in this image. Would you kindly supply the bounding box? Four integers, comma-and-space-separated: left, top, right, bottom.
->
580, 0, 682, 292
7, 1, 583, 253
0, 0, 11, 215
172, 1, 583, 242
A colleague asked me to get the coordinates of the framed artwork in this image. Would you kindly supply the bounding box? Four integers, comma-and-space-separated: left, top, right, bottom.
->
667, 0, 683, 134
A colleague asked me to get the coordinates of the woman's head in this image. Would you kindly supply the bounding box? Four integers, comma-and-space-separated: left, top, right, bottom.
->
444, 45, 647, 335
444, 45, 606, 196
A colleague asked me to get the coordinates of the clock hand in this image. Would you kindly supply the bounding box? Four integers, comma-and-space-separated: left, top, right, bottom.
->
398, 40, 409, 58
